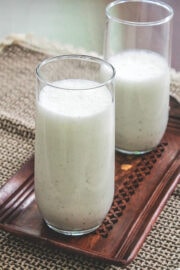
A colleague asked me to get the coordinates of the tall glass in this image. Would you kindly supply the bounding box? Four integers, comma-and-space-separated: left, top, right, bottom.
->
104, 0, 173, 154
35, 55, 115, 236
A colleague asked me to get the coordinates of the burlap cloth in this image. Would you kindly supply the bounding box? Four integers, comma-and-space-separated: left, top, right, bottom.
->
0, 35, 179, 270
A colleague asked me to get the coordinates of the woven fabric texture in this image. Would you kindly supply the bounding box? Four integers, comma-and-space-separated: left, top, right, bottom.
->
0, 44, 179, 270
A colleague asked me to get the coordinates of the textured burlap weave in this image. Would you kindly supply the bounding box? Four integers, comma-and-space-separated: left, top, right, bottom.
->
0, 36, 179, 270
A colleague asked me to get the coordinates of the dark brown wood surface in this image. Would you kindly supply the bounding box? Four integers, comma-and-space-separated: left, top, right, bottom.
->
0, 97, 179, 266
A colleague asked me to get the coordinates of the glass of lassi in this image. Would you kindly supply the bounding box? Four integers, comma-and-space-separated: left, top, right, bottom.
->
35, 55, 115, 236
104, 0, 173, 154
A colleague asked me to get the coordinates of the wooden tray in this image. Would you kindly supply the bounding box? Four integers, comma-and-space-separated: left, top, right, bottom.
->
0, 98, 179, 266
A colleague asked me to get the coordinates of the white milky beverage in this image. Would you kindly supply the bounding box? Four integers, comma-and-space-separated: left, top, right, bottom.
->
35, 79, 114, 233
109, 50, 170, 153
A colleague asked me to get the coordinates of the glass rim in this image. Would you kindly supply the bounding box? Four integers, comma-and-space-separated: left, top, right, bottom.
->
36, 54, 116, 90
106, 0, 174, 26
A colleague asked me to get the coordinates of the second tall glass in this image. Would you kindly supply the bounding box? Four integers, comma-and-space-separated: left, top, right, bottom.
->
104, 0, 173, 154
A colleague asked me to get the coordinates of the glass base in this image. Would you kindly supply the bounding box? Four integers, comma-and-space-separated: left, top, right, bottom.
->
45, 220, 100, 236
115, 146, 154, 155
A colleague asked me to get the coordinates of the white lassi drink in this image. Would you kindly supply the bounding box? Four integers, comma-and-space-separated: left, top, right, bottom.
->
109, 50, 170, 153
35, 79, 114, 235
